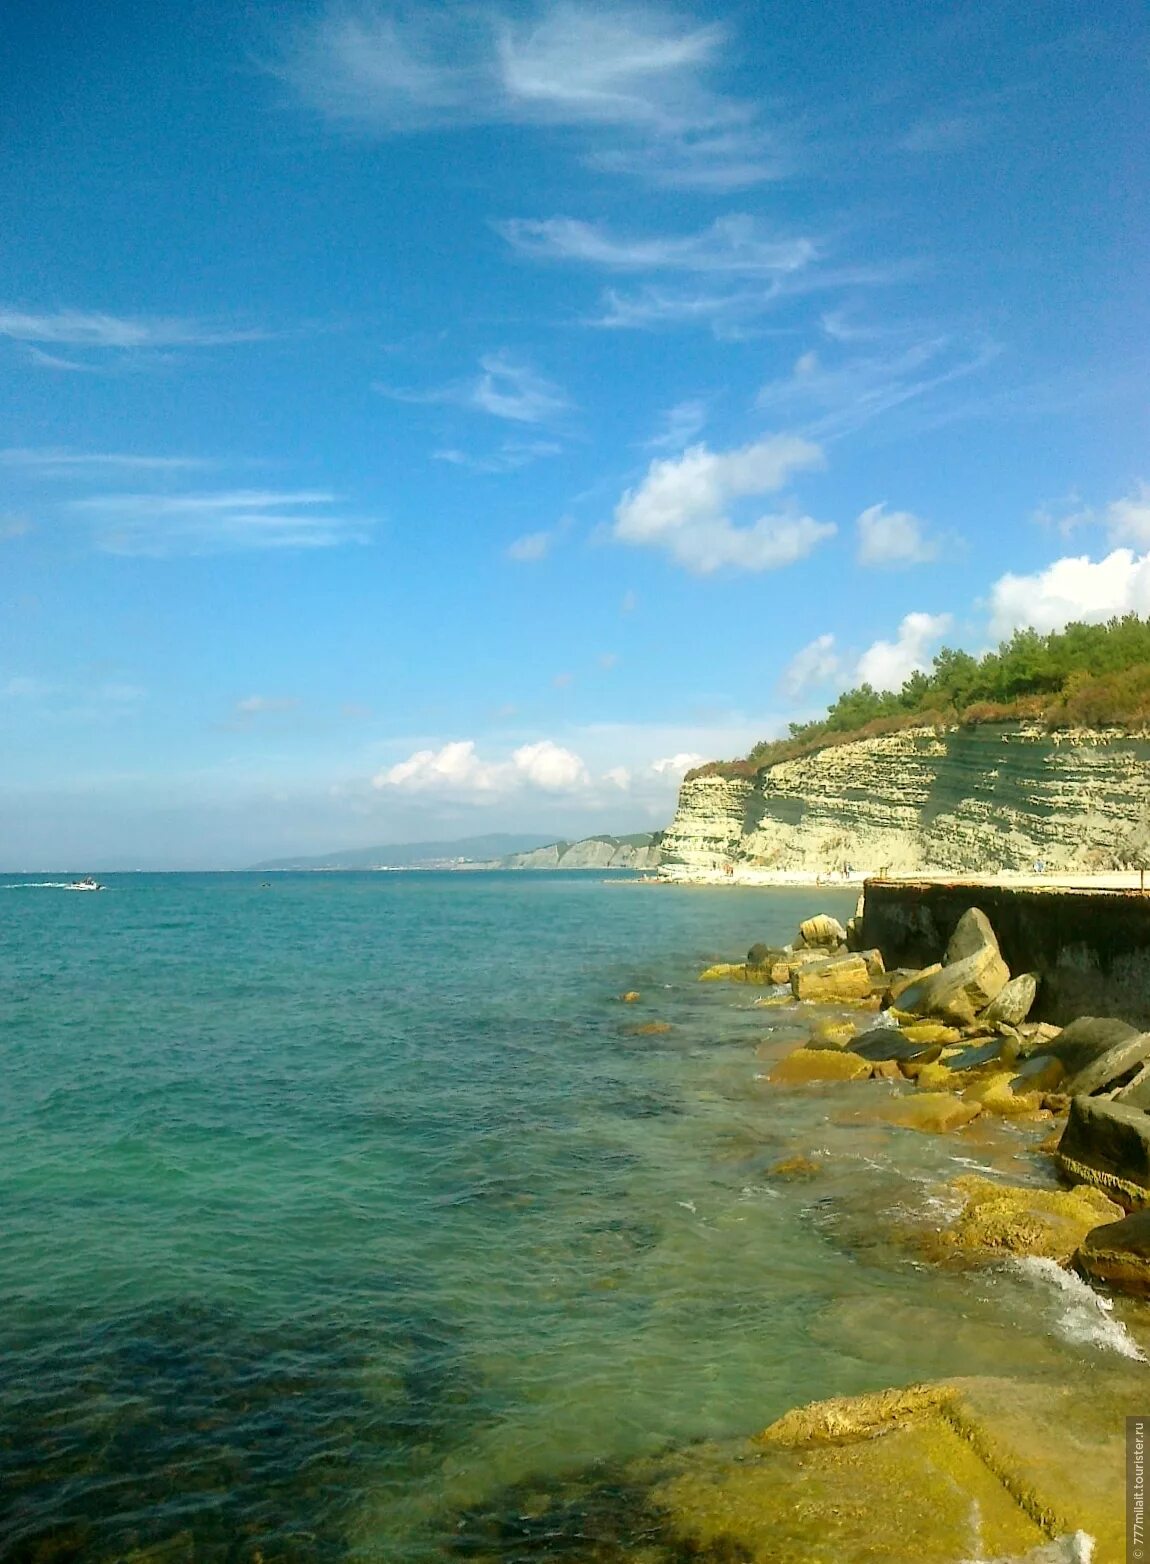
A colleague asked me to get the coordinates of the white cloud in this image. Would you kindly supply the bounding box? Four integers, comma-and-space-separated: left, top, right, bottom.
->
644, 398, 708, 450
378, 350, 569, 425
280, 2, 778, 188
757, 333, 1000, 440
506, 514, 571, 562
235, 695, 298, 716
987, 548, 1150, 640
68, 489, 372, 556
374, 738, 591, 797
0, 447, 212, 475
649, 751, 705, 776
855, 611, 952, 691
856, 502, 939, 566
780, 632, 841, 698
0, 308, 269, 350
433, 438, 561, 473
612, 434, 830, 573
1103, 482, 1150, 547
498, 215, 815, 275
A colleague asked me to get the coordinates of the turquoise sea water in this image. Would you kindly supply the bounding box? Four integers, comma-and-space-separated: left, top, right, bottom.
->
2, 871, 1147, 1562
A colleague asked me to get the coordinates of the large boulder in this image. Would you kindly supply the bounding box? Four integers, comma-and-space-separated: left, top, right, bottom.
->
1063, 1030, 1150, 1096
790, 953, 872, 1003
894, 909, 1010, 1024
944, 907, 1000, 965
1057, 1096, 1150, 1208
981, 973, 1038, 1027
1075, 1208, 1150, 1295
797, 913, 848, 949
1032, 1015, 1138, 1072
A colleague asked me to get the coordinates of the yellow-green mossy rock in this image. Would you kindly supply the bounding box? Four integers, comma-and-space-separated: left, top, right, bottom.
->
942, 1173, 1123, 1262
768, 1048, 873, 1085
698, 963, 745, 982
901, 1021, 962, 1046
805, 1018, 857, 1050
878, 1092, 982, 1133
798, 913, 848, 948
961, 1070, 1044, 1117
791, 953, 872, 1002
626, 1021, 672, 1035
768, 1153, 823, 1180
915, 1061, 960, 1092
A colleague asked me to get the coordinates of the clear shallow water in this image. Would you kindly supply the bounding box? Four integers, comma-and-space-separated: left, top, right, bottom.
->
1, 872, 1147, 1561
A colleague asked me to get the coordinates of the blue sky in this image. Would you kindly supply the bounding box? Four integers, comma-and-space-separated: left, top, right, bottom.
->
2, 0, 1147, 867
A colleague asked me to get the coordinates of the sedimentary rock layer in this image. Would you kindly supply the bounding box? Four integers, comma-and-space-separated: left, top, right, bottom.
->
661, 724, 1150, 874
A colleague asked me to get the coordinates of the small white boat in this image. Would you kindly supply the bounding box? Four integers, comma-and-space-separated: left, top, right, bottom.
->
66, 876, 104, 892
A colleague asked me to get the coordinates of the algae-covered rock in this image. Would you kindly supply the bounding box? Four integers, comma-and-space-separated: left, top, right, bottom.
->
791, 952, 872, 1002
914, 1061, 959, 1092
768, 1048, 873, 1085
901, 1021, 962, 1046
1075, 1207, 1150, 1295
621, 990, 641, 1003
757, 1383, 954, 1447
982, 972, 1038, 1026
878, 1093, 982, 1133
1063, 1030, 1150, 1097
626, 1021, 672, 1036
803, 1018, 857, 1051
798, 913, 847, 948
1057, 1095, 1150, 1207
698, 963, 745, 982
768, 1153, 823, 1180
940, 1173, 1122, 1261
961, 1070, 1044, 1117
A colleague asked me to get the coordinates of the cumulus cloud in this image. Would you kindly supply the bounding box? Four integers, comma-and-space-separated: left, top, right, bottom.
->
649, 751, 705, 776
856, 502, 939, 566
855, 611, 952, 691
780, 632, 841, 698
988, 548, 1150, 640
612, 434, 830, 573
374, 738, 591, 797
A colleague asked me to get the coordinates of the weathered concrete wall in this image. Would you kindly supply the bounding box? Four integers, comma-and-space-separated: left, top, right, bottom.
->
862, 880, 1150, 1027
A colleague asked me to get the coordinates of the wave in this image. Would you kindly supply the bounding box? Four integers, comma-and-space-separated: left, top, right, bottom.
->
1010, 1254, 1146, 1360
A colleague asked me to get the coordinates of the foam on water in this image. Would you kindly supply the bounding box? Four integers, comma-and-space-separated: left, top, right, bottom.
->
1010, 1255, 1147, 1359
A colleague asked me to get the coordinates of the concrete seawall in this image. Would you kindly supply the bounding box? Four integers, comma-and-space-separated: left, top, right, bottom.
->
862, 879, 1150, 1027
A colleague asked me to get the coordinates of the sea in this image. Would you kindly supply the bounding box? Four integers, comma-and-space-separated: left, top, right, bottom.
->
1, 870, 1146, 1562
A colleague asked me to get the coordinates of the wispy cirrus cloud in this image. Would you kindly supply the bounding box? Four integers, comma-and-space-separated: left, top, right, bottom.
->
433, 438, 562, 474
506, 514, 571, 562
278, 1, 783, 188
498, 215, 816, 275
756, 332, 1001, 440
378, 350, 570, 425
613, 434, 831, 573
0, 447, 216, 476
67, 489, 373, 556
0, 308, 272, 351
643, 398, 708, 451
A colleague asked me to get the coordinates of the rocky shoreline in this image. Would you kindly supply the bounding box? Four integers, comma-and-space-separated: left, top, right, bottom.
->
521, 893, 1150, 1564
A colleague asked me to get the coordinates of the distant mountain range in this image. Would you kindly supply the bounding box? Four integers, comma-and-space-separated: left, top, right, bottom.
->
250, 832, 661, 872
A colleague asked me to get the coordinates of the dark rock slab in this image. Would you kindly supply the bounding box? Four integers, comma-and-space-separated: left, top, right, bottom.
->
1039, 1017, 1139, 1077
1076, 1208, 1150, 1295
1057, 1096, 1150, 1207
1063, 1032, 1150, 1097
850, 1029, 943, 1065
943, 1040, 1006, 1072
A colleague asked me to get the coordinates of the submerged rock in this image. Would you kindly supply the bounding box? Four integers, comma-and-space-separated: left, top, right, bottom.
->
877, 1092, 982, 1133
768, 1048, 873, 1085
1057, 1095, 1150, 1208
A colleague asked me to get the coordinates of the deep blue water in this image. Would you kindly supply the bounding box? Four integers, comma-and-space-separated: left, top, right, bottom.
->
0, 872, 1140, 1561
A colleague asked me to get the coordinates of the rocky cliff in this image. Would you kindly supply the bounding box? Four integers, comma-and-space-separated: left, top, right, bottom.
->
661, 724, 1150, 875
485, 833, 661, 870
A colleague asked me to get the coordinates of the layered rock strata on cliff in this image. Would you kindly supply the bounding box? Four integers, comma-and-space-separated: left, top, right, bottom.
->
661, 724, 1150, 874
